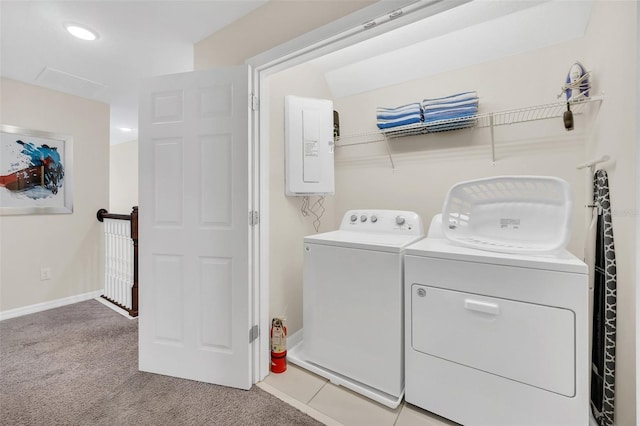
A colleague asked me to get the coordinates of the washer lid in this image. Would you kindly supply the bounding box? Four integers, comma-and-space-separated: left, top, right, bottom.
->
304, 230, 425, 253
405, 238, 587, 274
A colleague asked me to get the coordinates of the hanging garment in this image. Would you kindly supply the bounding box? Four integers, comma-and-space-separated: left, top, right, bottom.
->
590, 169, 617, 426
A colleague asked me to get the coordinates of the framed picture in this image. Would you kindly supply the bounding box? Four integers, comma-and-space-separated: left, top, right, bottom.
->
0, 125, 73, 215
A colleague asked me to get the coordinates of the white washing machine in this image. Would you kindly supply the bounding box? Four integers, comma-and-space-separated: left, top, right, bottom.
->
288, 209, 424, 408
404, 236, 589, 426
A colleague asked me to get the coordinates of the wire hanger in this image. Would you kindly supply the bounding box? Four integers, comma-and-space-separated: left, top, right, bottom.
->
576, 155, 610, 175
578, 155, 610, 212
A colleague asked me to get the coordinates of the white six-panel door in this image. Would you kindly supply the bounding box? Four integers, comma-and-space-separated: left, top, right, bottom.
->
138, 66, 253, 389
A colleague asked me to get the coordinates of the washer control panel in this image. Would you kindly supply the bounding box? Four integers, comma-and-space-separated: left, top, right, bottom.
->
341, 210, 424, 235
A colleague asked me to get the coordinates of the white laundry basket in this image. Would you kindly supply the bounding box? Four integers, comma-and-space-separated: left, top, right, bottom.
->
442, 176, 572, 254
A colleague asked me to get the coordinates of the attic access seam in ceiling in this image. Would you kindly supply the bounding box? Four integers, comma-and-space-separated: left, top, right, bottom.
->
36, 67, 107, 99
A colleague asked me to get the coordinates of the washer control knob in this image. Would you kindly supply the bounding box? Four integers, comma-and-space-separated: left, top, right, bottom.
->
360, 215, 367, 222
350, 214, 357, 222
395, 215, 406, 226
370, 215, 378, 223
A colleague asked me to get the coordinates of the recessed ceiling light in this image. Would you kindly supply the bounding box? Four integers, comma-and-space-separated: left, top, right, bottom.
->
119, 127, 134, 132
65, 24, 98, 41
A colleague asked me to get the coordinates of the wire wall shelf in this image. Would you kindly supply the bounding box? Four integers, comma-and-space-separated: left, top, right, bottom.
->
335, 95, 603, 168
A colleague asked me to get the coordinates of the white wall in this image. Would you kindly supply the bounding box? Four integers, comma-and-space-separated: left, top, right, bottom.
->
267, 63, 336, 334
194, 0, 376, 69
333, 37, 590, 255
637, 3, 640, 423
195, 1, 637, 424
331, 2, 636, 424
265, 3, 636, 424
193, 0, 376, 339
109, 139, 138, 213
580, 4, 637, 423
0, 78, 110, 312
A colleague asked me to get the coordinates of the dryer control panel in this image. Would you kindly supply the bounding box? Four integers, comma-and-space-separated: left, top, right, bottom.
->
339, 210, 424, 235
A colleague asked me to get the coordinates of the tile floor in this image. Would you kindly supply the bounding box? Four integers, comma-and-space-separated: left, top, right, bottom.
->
258, 364, 459, 426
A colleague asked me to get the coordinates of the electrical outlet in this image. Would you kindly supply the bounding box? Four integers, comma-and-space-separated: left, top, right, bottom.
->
40, 267, 52, 281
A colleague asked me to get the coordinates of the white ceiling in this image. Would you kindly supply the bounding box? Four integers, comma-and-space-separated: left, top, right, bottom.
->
1, 0, 594, 146
0, 0, 268, 145
310, 0, 593, 99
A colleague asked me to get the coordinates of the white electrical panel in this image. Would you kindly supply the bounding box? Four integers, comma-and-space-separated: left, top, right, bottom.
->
285, 95, 335, 196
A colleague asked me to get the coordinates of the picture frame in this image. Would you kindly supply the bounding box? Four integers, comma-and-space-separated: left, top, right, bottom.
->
0, 124, 73, 215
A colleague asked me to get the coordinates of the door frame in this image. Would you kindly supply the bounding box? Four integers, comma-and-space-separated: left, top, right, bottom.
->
247, 0, 472, 382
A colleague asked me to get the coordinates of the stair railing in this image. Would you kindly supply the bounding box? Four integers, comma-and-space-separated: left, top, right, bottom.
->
96, 207, 138, 317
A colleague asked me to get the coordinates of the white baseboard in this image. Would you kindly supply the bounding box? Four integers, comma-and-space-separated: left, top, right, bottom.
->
94, 296, 136, 319
287, 328, 303, 348
0, 290, 104, 321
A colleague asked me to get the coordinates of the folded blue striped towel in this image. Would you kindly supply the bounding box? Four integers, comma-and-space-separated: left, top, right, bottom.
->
423, 106, 478, 122
377, 110, 422, 120
376, 102, 422, 129
377, 102, 422, 113
422, 91, 478, 107
377, 113, 423, 129
422, 98, 478, 112
376, 95, 479, 131
377, 103, 422, 119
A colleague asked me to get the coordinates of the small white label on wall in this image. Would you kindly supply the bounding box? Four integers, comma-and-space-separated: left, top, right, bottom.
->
500, 218, 520, 229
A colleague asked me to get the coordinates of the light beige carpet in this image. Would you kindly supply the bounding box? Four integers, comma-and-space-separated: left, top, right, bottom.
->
0, 300, 323, 425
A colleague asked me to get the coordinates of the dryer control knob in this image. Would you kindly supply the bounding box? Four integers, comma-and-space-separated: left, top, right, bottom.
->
350, 214, 357, 222
395, 216, 405, 225
371, 215, 378, 223
360, 215, 367, 222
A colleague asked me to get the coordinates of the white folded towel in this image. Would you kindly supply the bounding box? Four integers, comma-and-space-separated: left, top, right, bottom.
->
423, 105, 478, 121
377, 113, 423, 129
376, 102, 422, 113
422, 98, 478, 111
422, 91, 478, 107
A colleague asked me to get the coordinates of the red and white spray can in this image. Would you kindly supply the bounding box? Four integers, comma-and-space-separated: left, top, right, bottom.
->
270, 317, 287, 373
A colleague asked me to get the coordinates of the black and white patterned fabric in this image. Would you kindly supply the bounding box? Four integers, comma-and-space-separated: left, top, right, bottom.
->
590, 169, 617, 426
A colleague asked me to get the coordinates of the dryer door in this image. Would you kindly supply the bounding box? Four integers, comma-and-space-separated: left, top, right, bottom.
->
411, 284, 575, 397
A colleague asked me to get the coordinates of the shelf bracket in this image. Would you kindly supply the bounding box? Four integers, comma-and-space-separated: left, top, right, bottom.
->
489, 113, 496, 165
383, 136, 396, 170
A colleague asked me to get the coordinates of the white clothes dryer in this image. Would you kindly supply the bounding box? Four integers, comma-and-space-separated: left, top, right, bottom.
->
288, 209, 424, 408
404, 237, 589, 426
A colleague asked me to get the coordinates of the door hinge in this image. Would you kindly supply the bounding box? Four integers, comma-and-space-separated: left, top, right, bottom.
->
249, 324, 259, 343
249, 210, 260, 226
251, 94, 259, 111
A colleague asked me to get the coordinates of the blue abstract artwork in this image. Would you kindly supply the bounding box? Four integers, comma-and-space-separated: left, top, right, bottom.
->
0, 140, 65, 197
1, 126, 73, 214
